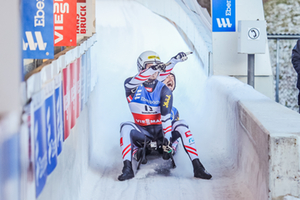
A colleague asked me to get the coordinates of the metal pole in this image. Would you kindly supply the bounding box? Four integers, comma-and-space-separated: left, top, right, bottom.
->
248, 54, 255, 87
275, 39, 280, 103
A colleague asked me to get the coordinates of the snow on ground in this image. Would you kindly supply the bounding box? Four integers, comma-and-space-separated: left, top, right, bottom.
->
77, 1, 255, 199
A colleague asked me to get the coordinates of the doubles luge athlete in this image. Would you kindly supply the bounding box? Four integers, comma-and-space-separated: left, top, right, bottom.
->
118, 51, 211, 181
162, 73, 212, 179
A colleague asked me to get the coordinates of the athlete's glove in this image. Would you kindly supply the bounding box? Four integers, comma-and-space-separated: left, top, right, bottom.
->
172, 52, 188, 62
162, 138, 173, 160
151, 63, 166, 72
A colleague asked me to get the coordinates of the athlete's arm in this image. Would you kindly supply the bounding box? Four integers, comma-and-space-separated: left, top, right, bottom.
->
157, 52, 188, 82
157, 59, 176, 82
124, 67, 160, 100
160, 86, 173, 140
124, 68, 158, 91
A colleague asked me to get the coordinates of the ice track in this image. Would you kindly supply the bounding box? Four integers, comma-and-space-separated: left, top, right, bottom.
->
78, 1, 256, 199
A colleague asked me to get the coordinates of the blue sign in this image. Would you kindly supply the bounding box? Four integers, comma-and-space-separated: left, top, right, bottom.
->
54, 76, 63, 155
0, 134, 20, 200
44, 91, 57, 175
22, 0, 54, 59
32, 92, 47, 198
212, 0, 236, 32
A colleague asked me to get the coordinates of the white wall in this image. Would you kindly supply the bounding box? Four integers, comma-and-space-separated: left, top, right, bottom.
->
212, 0, 274, 99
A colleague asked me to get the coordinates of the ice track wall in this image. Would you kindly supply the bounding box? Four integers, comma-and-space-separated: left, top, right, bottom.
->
135, 0, 212, 76
134, 1, 300, 199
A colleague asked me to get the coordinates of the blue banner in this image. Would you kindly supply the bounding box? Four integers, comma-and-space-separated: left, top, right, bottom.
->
32, 91, 47, 198
44, 83, 57, 175
54, 75, 63, 155
212, 0, 236, 32
22, 0, 54, 59
0, 134, 20, 200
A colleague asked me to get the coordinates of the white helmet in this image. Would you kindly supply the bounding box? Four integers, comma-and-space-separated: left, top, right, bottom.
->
137, 51, 162, 72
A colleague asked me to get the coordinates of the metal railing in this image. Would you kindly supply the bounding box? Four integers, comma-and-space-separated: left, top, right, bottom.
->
267, 33, 300, 102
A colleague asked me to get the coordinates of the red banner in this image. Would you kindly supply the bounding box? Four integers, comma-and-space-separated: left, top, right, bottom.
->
70, 62, 77, 128
76, 58, 81, 119
62, 67, 71, 140
54, 0, 77, 46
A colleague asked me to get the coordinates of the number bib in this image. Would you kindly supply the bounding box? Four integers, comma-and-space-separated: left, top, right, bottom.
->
129, 82, 165, 126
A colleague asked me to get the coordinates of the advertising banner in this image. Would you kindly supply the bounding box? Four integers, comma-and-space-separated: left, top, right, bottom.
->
86, 48, 91, 102
43, 81, 57, 175
77, 0, 93, 36
31, 91, 47, 197
54, 0, 77, 46
21, 102, 36, 200
62, 66, 71, 140
0, 134, 20, 200
54, 73, 63, 155
76, 58, 81, 118
22, 0, 54, 59
212, 0, 236, 32
70, 62, 77, 128
81, 53, 86, 111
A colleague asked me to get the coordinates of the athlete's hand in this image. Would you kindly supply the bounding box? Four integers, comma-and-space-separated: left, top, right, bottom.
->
162, 138, 173, 160
151, 63, 166, 72
173, 52, 188, 62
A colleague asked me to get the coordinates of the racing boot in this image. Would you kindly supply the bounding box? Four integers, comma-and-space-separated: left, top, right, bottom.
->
118, 160, 134, 181
192, 158, 212, 180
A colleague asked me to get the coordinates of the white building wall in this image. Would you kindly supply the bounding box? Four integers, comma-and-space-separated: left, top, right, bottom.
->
212, 0, 274, 99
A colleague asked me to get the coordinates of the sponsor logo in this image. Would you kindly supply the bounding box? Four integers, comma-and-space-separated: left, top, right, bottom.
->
185, 130, 192, 138
23, 31, 47, 51
54, 0, 70, 45
148, 55, 160, 60
145, 87, 152, 92
142, 111, 157, 114
77, 6, 87, 34
189, 138, 195, 144
34, 122, 48, 186
46, 107, 57, 164
212, 0, 235, 32
163, 95, 171, 108
141, 97, 159, 105
120, 137, 123, 146
134, 89, 142, 100
226, 0, 232, 16
216, 18, 232, 28
35, 0, 46, 27
136, 119, 161, 124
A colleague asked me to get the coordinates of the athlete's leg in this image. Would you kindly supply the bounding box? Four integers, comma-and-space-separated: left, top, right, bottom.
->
119, 122, 144, 181
172, 120, 199, 160
172, 120, 212, 179
120, 122, 148, 161
119, 122, 153, 181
